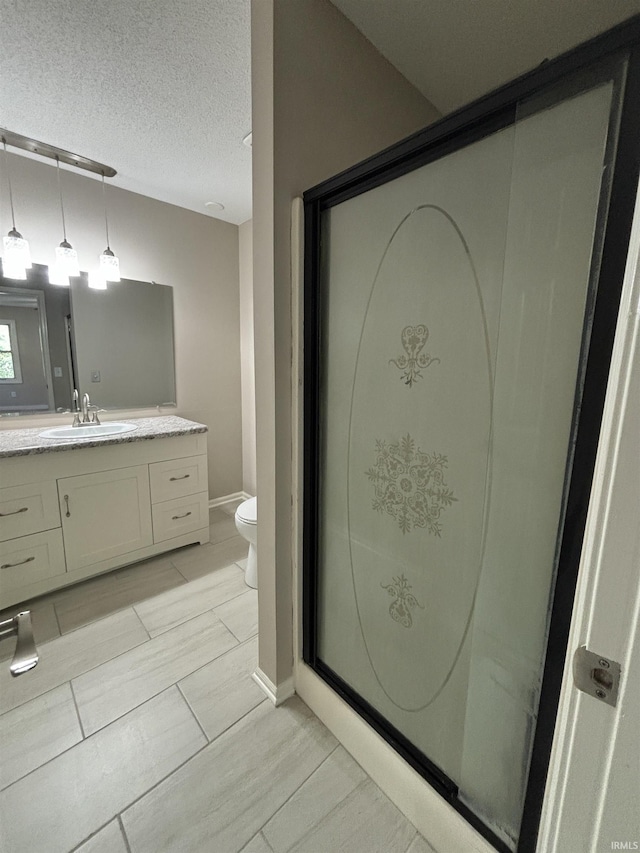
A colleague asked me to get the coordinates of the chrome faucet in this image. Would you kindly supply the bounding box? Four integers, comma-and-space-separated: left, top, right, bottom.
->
69, 391, 101, 426
72, 388, 81, 427
76, 392, 101, 425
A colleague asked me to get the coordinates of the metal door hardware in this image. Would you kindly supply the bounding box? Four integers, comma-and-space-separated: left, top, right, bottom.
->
573, 646, 621, 707
0, 611, 39, 676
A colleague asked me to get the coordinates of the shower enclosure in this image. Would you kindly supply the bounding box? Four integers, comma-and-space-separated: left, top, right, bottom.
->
302, 20, 640, 853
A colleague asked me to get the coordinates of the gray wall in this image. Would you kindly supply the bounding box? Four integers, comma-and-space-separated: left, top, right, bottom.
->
45, 285, 73, 411
239, 219, 256, 496
251, 0, 441, 685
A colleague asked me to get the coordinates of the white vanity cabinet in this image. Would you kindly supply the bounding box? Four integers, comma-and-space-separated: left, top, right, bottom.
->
0, 425, 209, 608
58, 466, 154, 571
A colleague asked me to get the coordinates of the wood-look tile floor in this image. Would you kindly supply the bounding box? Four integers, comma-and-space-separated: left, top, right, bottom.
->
0, 505, 432, 853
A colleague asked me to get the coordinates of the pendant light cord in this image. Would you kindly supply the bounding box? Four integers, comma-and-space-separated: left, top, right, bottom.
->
2, 139, 18, 231
101, 173, 111, 250
56, 156, 68, 243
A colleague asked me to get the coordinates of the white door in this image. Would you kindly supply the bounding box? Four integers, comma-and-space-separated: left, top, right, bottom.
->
538, 181, 640, 852
58, 465, 153, 571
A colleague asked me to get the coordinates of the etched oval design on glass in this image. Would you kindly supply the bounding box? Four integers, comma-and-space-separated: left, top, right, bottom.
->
347, 205, 494, 712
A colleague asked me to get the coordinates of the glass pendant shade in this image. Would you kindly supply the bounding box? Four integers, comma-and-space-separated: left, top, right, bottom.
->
55, 241, 80, 277
3, 229, 32, 271
88, 269, 108, 290
48, 263, 70, 287
99, 247, 120, 282
1, 255, 27, 280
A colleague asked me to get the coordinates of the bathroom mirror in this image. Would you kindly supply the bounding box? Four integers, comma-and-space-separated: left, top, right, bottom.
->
0, 263, 176, 414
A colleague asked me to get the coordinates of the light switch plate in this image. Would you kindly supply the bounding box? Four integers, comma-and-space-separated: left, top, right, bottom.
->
91, 370, 101, 382
54, 367, 63, 377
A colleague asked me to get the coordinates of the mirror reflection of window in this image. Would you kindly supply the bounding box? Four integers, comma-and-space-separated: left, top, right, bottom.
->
0, 319, 22, 383
0, 291, 52, 411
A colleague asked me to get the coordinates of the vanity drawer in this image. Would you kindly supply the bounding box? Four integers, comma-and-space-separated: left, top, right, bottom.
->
0, 529, 66, 599
0, 482, 61, 543
152, 491, 209, 543
149, 454, 208, 503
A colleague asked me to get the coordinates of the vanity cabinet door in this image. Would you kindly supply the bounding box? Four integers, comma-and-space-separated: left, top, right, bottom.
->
58, 466, 153, 571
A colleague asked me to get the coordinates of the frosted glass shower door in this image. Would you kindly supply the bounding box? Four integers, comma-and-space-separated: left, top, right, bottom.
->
317, 124, 514, 783
306, 64, 627, 852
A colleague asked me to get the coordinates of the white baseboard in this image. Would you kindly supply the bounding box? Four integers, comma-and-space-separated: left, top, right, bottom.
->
209, 491, 252, 510
252, 668, 295, 707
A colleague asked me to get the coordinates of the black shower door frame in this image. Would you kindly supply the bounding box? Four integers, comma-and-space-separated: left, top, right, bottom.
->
302, 16, 640, 853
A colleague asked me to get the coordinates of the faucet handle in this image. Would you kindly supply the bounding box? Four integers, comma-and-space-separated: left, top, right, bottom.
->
88, 406, 102, 425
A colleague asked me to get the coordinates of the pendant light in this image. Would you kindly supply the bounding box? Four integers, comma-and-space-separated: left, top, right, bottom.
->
88, 269, 107, 290
98, 172, 120, 282
1, 139, 32, 280
50, 156, 80, 281
48, 265, 70, 287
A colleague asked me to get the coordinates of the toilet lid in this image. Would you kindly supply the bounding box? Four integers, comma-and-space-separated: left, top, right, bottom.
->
236, 496, 257, 524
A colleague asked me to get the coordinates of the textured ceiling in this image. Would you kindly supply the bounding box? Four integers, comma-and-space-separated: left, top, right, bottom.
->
0, 0, 252, 224
2, 2, 639, 226
331, 0, 640, 113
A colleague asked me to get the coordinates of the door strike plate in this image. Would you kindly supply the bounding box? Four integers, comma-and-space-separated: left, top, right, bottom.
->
573, 646, 621, 707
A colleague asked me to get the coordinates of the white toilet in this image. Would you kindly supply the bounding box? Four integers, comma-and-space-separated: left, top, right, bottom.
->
235, 497, 257, 589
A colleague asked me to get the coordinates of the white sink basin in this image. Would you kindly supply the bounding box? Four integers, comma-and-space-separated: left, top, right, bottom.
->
39, 422, 138, 440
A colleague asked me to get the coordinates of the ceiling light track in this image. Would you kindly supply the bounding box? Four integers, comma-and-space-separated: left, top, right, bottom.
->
0, 128, 116, 178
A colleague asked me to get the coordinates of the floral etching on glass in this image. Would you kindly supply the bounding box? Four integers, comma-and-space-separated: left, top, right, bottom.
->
366, 434, 457, 535
381, 574, 424, 628
389, 325, 439, 387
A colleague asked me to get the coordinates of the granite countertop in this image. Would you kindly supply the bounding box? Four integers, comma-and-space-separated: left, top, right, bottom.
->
0, 416, 207, 459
